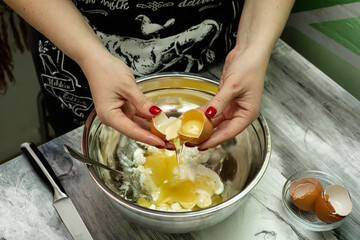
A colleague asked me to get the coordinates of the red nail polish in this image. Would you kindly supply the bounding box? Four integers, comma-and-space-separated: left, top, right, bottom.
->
155, 145, 165, 149
205, 106, 217, 118
185, 142, 195, 148
166, 147, 176, 151
149, 106, 162, 115
198, 148, 208, 151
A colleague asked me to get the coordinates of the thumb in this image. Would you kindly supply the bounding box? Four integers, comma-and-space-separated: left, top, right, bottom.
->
127, 88, 162, 119
204, 88, 234, 119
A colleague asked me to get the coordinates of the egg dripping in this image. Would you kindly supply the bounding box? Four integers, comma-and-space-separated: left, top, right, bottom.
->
136, 149, 223, 211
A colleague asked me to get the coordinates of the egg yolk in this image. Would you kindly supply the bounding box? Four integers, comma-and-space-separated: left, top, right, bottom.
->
180, 119, 203, 137
136, 152, 222, 210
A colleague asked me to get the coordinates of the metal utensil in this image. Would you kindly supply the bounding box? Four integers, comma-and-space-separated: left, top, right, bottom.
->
63, 144, 148, 199
64, 144, 124, 175
20, 142, 93, 240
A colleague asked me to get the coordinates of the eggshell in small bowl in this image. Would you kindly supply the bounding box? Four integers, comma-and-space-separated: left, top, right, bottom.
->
282, 170, 351, 231
289, 177, 323, 212
314, 185, 352, 223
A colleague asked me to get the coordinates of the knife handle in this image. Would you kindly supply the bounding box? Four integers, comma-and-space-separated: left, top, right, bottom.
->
21, 142, 67, 201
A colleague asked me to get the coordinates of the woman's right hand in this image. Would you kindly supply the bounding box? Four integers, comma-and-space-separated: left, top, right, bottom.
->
3, 0, 168, 148
79, 50, 166, 148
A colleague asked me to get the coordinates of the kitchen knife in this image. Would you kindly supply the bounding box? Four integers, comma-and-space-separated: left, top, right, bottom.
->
21, 142, 93, 240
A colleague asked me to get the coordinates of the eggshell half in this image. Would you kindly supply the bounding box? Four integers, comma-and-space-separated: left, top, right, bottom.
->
151, 109, 213, 145
289, 177, 323, 212
178, 109, 213, 145
151, 112, 181, 140
314, 184, 352, 223
151, 112, 167, 140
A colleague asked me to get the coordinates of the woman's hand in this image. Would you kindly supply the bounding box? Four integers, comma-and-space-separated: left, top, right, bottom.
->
198, 46, 267, 150
80, 51, 166, 148
3, 0, 168, 148
197, 0, 294, 150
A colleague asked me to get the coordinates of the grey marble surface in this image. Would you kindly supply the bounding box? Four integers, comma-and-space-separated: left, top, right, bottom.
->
0, 40, 359, 240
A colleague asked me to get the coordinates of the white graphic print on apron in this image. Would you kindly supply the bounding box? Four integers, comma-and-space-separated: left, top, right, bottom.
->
95, 17, 221, 75
38, 40, 93, 118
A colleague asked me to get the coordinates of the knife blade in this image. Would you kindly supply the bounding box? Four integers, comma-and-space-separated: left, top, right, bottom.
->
21, 142, 93, 240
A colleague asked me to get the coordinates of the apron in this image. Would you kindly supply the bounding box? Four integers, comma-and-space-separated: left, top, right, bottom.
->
28, 0, 244, 135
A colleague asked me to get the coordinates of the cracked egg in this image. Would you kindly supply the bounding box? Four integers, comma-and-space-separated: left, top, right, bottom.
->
151, 109, 213, 145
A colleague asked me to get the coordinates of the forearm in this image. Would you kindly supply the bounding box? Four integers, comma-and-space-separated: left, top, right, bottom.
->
236, 0, 295, 58
3, 0, 108, 66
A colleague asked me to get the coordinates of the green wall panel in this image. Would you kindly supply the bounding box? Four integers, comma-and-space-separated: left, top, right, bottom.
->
281, 27, 360, 100
292, 0, 360, 13
311, 17, 360, 56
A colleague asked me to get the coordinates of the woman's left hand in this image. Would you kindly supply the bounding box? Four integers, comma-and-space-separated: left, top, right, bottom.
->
198, 46, 268, 150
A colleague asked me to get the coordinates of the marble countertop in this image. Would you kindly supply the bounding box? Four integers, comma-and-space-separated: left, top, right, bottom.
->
1, 40, 359, 240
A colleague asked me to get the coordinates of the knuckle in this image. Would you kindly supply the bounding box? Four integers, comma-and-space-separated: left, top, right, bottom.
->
136, 95, 149, 110
212, 95, 228, 110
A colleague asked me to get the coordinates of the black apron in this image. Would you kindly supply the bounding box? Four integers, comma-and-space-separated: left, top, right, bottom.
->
28, 0, 244, 135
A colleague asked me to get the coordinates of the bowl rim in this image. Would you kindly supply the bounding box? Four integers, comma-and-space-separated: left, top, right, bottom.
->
81, 72, 271, 217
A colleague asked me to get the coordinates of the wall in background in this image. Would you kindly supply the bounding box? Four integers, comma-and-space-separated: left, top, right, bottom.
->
0, 12, 42, 163
281, 0, 360, 100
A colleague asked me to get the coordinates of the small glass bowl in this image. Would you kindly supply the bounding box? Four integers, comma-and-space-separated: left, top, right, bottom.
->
282, 170, 348, 231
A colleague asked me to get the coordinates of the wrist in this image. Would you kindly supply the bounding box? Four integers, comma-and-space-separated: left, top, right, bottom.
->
233, 43, 271, 67
237, 35, 274, 53
76, 44, 113, 72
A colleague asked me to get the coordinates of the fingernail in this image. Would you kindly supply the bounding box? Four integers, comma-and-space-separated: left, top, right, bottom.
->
155, 145, 165, 149
198, 148, 208, 151
185, 142, 195, 148
166, 147, 176, 151
149, 106, 162, 115
205, 106, 217, 118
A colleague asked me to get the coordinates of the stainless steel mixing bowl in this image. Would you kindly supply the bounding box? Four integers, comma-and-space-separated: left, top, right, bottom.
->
82, 72, 271, 233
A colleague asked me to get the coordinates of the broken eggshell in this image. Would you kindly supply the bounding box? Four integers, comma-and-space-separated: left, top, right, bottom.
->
178, 109, 213, 145
314, 184, 353, 223
151, 109, 213, 145
150, 112, 181, 140
289, 177, 323, 212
